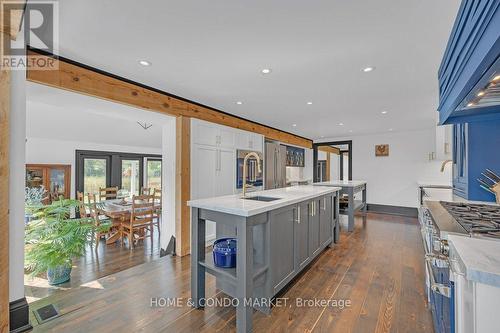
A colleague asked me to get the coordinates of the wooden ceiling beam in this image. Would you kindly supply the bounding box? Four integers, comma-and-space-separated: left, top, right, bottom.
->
26, 50, 313, 148
318, 145, 340, 155
0, 0, 25, 40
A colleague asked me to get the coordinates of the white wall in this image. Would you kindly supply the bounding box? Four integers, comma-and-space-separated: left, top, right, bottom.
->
330, 153, 339, 180
317, 128, 451, 208
26, 137, 161, 198
9, 46, 26, 302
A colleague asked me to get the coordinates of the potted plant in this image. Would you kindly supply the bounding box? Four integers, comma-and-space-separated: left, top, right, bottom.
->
25, 198, 108, 285
24, 186, 47, 224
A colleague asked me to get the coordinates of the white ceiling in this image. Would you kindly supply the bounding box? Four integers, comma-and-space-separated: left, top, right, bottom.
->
26, 82, 167, 148
29, 0, 460, 139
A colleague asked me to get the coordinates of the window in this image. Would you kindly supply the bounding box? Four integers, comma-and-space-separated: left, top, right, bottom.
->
83, 158, 108, 195
76, 151, 161, 197
121, 159, 140, 196
146, 159, 162, 190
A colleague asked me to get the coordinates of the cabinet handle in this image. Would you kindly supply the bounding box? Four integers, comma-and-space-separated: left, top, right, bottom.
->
295, 206, 301, 223
323, 198, 326, 211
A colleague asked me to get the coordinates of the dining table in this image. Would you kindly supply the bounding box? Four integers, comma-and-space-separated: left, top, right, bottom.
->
97, 198, 161, 245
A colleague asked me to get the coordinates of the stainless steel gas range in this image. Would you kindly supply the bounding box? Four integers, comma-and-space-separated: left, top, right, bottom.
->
419, 201, 500, 333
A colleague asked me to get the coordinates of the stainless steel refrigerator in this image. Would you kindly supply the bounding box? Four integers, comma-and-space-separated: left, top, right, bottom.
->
265, 142, 287, 189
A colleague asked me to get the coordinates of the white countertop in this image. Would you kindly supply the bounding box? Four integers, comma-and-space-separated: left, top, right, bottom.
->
313, 180, 366, 187
448, 235, 500, 288
417, 181, 452, 188
187, 185, 341, 217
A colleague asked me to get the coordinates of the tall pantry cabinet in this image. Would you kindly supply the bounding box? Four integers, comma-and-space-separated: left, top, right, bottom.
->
191, 119, 263, 241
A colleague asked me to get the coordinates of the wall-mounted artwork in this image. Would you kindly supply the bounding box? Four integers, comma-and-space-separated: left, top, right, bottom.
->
375, 144, 389, 157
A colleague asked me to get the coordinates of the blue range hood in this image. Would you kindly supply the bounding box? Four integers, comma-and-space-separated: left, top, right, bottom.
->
438, 1, 500, 124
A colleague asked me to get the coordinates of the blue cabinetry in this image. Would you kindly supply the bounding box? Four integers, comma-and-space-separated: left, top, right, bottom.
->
452, 123, 468, 197
452, 120, 500, 202
438, 1, 500, 124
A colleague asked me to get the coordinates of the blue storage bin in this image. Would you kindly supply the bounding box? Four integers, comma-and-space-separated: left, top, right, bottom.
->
213, 238, 237, 268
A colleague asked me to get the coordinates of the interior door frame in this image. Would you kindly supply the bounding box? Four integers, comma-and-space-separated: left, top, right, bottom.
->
313, 140, 352, 182
75, 150, 161, 196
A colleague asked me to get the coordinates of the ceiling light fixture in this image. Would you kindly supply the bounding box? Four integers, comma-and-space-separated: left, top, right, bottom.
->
137, 122, 153, 130
236, 101, 243, 105
338, 122, 344, 126
362, 66, 375, 72
467, 102, 474, 107
261, 68, 272, 74
138, 60, 151, 66
381, 110, 388, 114
292, 124, 297, 127
477, 91, 485, 97
307, 102, 313, 105
493, 75, 500, 82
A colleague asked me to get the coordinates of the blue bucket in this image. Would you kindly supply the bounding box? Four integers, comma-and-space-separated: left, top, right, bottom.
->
213, 238, 237, 268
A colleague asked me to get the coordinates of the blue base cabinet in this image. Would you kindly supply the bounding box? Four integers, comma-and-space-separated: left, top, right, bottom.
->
452, 119, 500, 202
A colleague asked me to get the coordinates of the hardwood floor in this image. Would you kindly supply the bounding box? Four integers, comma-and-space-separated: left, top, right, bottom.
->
25, 231, 161, 303
29, 213, 434, 332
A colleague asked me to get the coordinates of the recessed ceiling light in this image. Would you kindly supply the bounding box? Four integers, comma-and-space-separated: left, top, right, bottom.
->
477, 91, 485, 97
492, 75, 500, 82
261, 68, 272, 74
307, 102, 313, 105
381, 110, 388, 114
236, 101, 243, 105
338, 122, 344, 126
467, 102, 474, 107
138, 60, 151, 66
292, 124, 297, 127
362, 66, 375, 72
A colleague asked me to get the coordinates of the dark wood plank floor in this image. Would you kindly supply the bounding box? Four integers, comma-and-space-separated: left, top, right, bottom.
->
25, 231, 161, 302
29, 213, 433, 332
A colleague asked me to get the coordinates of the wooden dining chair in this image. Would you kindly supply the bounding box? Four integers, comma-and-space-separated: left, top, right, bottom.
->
77, 191, 88, 218
121, 194, 154, 249
141, 187, 152, 195
152, 188, 161, 234
87, 193, 112, 248
99, 186, 118, 201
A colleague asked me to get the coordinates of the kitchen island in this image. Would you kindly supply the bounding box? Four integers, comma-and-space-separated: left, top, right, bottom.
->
313, 180, 367, 231
188, 185, 340, 333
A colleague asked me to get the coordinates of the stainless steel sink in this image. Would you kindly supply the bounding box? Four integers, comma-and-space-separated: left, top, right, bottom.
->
243, 196, 281, 202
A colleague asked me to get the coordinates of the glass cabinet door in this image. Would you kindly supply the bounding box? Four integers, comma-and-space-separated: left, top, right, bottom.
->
49, 168, 66, 199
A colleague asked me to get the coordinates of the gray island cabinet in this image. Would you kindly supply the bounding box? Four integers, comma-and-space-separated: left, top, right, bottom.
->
188, 185, 340, 333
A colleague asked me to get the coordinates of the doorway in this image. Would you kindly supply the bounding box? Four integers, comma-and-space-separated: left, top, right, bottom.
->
313, 140, 352, 182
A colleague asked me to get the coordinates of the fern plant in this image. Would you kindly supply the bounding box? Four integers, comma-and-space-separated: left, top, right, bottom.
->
25, 198, 108, 278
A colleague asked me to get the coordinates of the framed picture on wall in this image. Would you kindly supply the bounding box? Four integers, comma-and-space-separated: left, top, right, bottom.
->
375, 144, 389, 157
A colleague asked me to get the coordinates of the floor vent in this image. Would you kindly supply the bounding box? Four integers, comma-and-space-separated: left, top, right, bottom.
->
34, 304, 59, 324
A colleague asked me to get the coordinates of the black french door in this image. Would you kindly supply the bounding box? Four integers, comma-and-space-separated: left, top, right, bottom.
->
76, 150, 161, 196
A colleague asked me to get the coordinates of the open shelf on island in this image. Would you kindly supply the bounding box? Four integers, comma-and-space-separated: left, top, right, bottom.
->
339, 200, 366, 214
199, 255, 268, 282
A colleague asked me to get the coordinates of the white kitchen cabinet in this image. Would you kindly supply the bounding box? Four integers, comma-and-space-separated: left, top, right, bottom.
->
235, 130, 263, 151
191, 144, 235, 242
192, 118, 235, 149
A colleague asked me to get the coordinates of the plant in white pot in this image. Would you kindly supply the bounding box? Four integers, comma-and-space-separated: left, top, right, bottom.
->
25, 198, 108, 285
